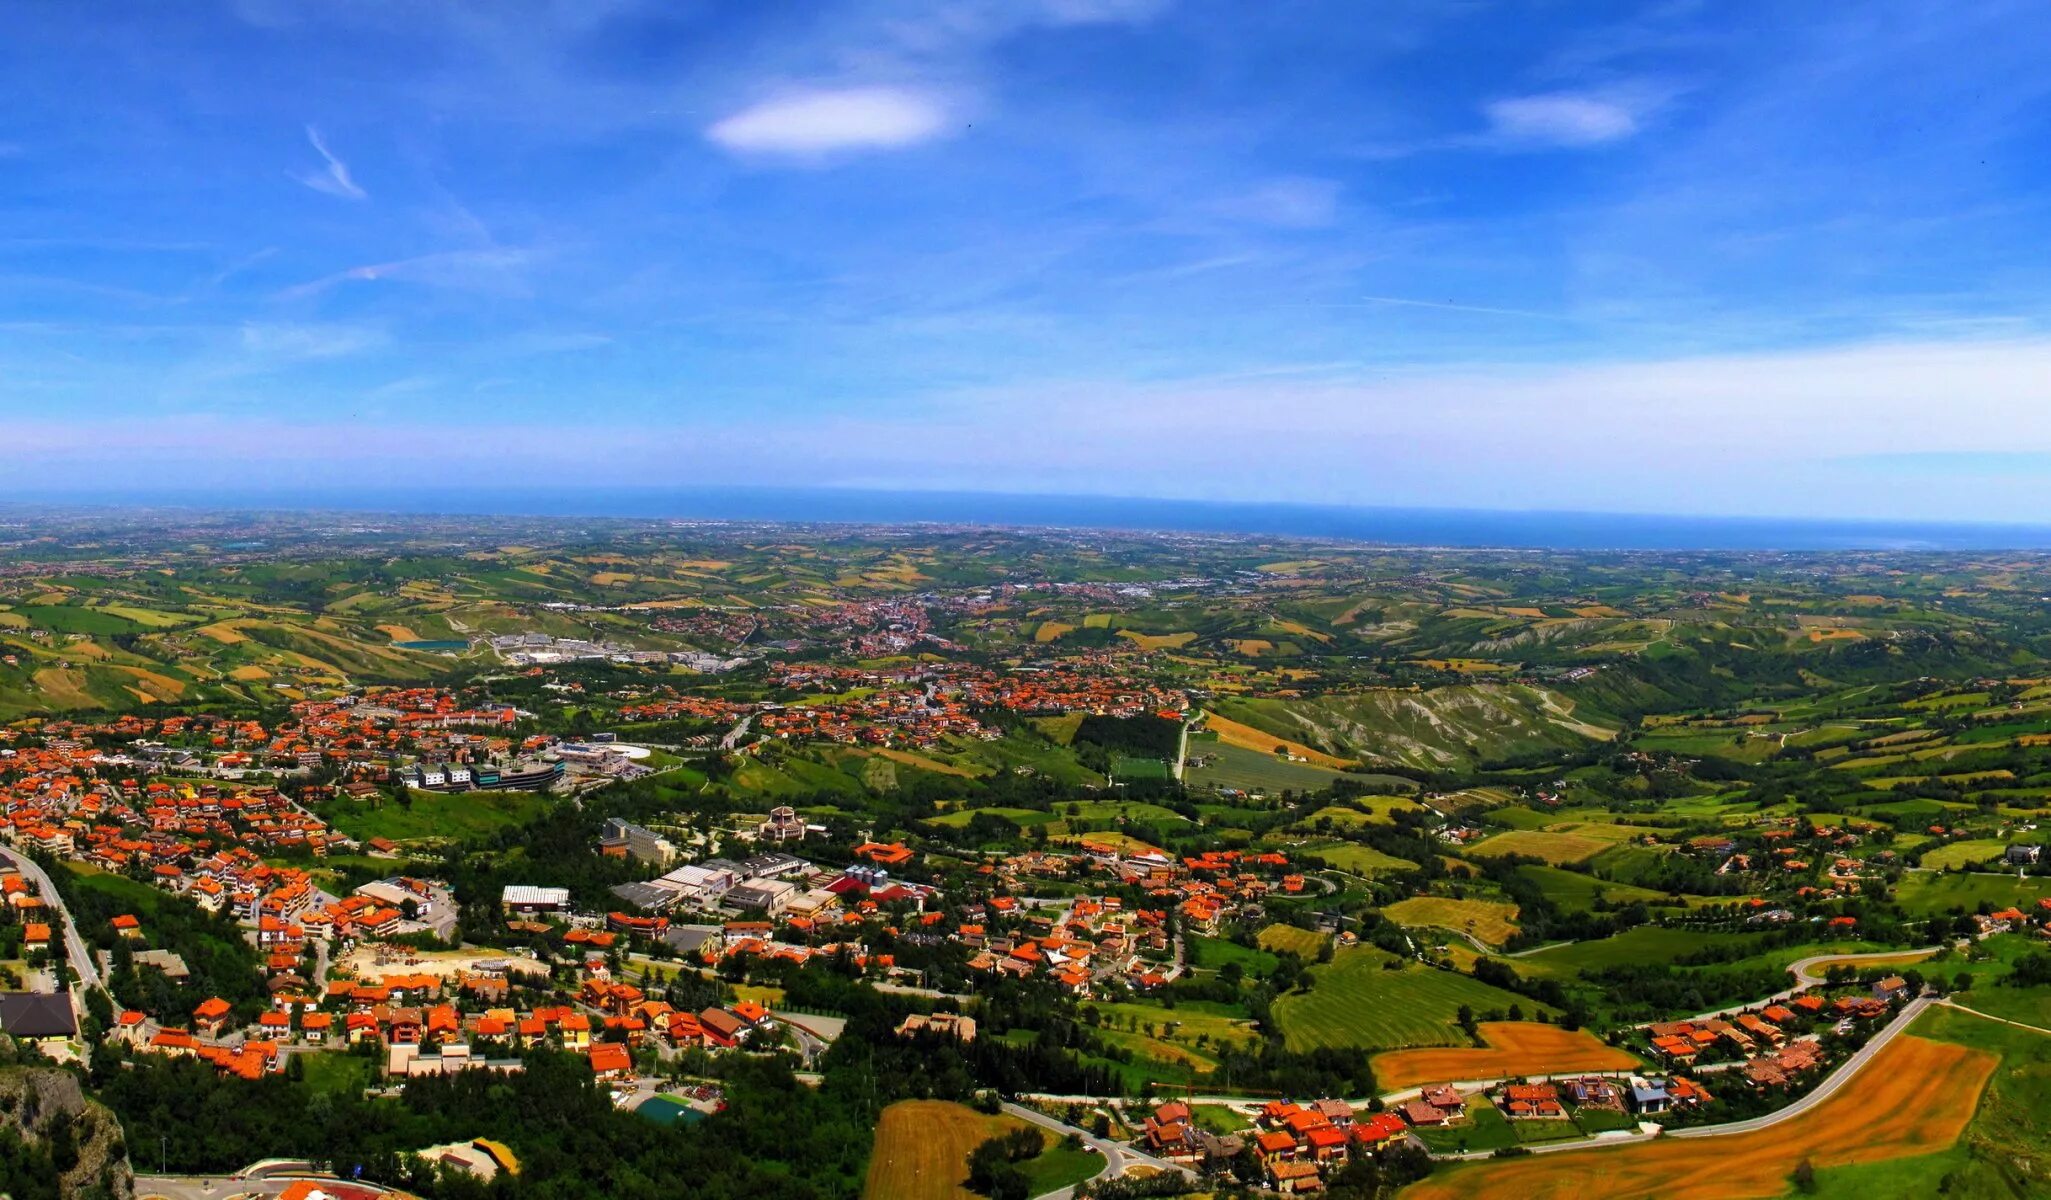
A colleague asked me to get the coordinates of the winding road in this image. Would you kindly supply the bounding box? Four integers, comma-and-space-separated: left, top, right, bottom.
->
1001, 1100, 1195, 1200
0, 844, 102, 996
1652, 944, 1943, 1026
1435, 993, 1937, 1160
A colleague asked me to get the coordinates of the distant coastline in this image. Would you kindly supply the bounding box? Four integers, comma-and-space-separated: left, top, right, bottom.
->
5, 485, 2051, 551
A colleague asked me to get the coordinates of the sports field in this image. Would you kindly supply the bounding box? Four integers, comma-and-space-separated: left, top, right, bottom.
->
1372, 1022, 1639, 1090
1382, 896, 1520, 946
1272, 947, 1544, 1052
1402, 1034, 1996, 1200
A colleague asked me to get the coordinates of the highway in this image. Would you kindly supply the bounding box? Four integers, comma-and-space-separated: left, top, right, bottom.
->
135, 1162, 393, 1200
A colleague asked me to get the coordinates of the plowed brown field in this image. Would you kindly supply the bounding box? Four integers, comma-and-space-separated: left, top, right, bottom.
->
1374, 1022, 1639, 1089
1403, 1033, 1996, 1200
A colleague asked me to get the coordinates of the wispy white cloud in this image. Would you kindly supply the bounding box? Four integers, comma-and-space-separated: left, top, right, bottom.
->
1484, 91, 1644, 147
293, 125, 367, 199
1039, 0, 1172, 25
237, 321, 384, 362
275, 248, 534, 300
1343, 295, 1583, 322
1214, 177, 1342, 229
707, 87, 952, 157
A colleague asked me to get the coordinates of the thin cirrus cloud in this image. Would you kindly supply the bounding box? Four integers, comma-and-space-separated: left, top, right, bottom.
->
1483, 91, 1642, 147
292, 125, 366, 199
706, 87, 952, 157
1211, 177, 1343, 229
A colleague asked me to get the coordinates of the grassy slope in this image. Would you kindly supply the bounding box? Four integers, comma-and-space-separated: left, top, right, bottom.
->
1273, 946, 1550, 1052
1216, 683, 1615, 771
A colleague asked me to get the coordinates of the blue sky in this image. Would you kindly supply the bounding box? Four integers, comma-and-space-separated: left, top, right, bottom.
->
6, 0, 2051, 519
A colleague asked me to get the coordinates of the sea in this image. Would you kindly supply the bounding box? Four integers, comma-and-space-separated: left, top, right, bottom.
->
15, 485, 2051, 552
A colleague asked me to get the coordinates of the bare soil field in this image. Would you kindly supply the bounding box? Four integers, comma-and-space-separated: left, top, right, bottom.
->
862, 1100, 1033, 1200
1373, 1022, 1639, 1090
1403, 1034, 1996, 1200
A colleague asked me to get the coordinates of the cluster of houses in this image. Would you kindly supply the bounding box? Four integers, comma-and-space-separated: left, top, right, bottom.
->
1971, 899, 2051, 938
12, 688, 523, 784
1144, 1097, 1417, 1193
118, 952, 785, 1086
1693, 812, 2048, 905
1646, 977, 1909, 1086
1140, 1066, 1731, 1189
1474, 1074, 1709, 1122
622, 655, 1188, 754
962, 893, 1173, 994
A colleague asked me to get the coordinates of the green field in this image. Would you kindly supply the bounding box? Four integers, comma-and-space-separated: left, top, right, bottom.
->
1018, 1144, 1106, 1197
318, 789, 553, 844
1844, 1003, 2051, 1199
1950, 983, 2051, 1027
1514, 927, 1764, 976
1256, 924, 1330, 958
1414, 1102, 1517, 1154
299, 1051, 376, 1096
1896, 871, 2049, 917
1188, 935, 1280, 976
1271, 946, 1548, 1052
1467, 828, 1614, 864
1111, 753, 1172, 781
1302, 841, 1420, 875
1186, 739, 1354, 793
1917, 840, 2014, 870
1084, 999, 1259, 1079
925, 805, 1061, 829
1514, 864, 1682, 912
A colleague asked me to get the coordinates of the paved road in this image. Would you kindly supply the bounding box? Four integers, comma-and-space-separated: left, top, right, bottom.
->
1002, 1100, 1194, 1200
1786, 947, 1941, 988
136, 1173, 395, 1200
0, 844, 102, 996
1656, 945, 1941, 1025
1028, 993, 1940, 1168
1431, 993, 1938, 1161
1667, 994, 1933, 1139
